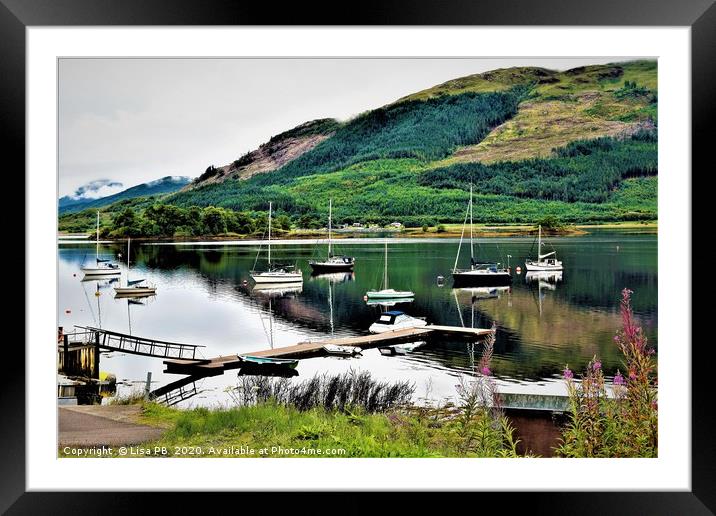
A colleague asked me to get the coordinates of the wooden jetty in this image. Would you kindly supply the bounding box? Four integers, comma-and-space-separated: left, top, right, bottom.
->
162, 325, 492, 376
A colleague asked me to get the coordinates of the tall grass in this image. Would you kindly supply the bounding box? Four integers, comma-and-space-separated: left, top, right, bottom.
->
227, 370, 415, 414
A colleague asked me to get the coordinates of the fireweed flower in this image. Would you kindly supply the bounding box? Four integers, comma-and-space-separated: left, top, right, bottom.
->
592, 361, 602, 371
481, 366, 491, 376
563, 368, 574, 380
613, 371, 625, 386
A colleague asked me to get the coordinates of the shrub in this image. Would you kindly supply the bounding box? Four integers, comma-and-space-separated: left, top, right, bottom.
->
557, 288, 657, 457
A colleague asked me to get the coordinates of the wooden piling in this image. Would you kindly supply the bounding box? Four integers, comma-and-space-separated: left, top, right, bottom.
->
63, 334, 69, 373
93, 331, 100, 379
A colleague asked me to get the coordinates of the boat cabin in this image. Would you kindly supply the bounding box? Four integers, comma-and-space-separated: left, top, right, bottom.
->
373, 310, 408, 326
471, 262, 501, 272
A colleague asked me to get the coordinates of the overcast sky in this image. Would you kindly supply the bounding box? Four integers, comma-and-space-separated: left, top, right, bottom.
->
59, 57, 639, 198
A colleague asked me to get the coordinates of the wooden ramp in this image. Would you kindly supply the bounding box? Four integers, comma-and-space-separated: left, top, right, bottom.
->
162, 325, 492, 376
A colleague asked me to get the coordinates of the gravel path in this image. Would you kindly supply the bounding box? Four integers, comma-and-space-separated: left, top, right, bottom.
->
59, 405, 165, 447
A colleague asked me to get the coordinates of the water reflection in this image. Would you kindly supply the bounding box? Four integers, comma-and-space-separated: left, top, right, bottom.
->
59, 234, 657, 406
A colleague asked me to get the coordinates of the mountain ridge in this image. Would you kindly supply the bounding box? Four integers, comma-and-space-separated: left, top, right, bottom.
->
59, 176, 191, 214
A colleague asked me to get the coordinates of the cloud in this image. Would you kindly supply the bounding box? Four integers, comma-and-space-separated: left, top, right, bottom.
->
145, 176, 192, 187
70, 179, 124, 200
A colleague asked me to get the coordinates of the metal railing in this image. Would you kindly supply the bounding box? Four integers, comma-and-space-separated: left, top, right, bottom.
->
73, 326, 205, 360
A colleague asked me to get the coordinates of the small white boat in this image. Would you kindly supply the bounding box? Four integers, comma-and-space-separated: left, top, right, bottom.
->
251, 269, 303, 284
366, 289, 415, 300
366, 241, 414, 299
114, 284, 157, 297
251, 202, 303, 284
369, 310, 427, 334
114, 238, 156, 297
378, 341, 426, 356
323, 344, 362, 356
525, 225, 563, 271
82, 211, 121, 276
364, 297, 414, 307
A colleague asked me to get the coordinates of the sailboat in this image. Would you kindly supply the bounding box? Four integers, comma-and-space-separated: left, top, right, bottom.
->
81, 211, 121, 276
114, 238, 156, 297
365, 240, 414, 300
525, 224, 564, 271
309, 199, 355, 273
239, 295, 299, 371
451, 185, 511, 287
250, 202, 303, 284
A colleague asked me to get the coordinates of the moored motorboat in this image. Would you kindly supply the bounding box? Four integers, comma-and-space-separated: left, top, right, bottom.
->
369, 310, 427, 334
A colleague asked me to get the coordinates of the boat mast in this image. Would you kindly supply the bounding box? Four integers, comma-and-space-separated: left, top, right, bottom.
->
538, 224, 541, 260
328, 198, 332, 259
126, 238, 131, 285
469, 184, 474, 269
267, 202, 272, 266
384, 240, 388, 290
453, 190, 470, 273
95, 211, 100, 262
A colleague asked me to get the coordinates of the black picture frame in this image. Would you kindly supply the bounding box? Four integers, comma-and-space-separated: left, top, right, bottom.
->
3, 0, 713, 513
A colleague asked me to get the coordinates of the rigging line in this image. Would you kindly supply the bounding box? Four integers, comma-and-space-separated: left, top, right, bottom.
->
251, 225, 268, 271
452, 196, 471, 273
257, 296, 273, 346
80, 280, 98, 327
452, 288, 465, 328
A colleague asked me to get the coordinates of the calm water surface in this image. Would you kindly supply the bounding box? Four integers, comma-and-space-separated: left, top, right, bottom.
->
58, 231, 657, 407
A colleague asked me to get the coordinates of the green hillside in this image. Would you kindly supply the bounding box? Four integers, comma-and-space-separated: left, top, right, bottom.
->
61, 60, 657, 234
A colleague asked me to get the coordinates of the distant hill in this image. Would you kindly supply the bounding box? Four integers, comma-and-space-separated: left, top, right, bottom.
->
184, 119, 341, 190
167, 60, 657, 225
60, 60, 658, 230
59, 176, 192, 214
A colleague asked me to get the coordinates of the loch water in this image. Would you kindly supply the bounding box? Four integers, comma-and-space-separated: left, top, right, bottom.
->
58, 230, 657, 407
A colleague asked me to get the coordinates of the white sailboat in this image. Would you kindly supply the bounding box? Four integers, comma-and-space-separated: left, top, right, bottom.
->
250, 202, 303, 284
451, 185, 511, 287
81, 211, 121, 276
525, 225, 564, 271
365, 240, 414, 300
309, 198, 355, 273
114, 238, 157, 297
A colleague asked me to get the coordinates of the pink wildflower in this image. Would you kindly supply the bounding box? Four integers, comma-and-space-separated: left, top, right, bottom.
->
613, 371, 625, 386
